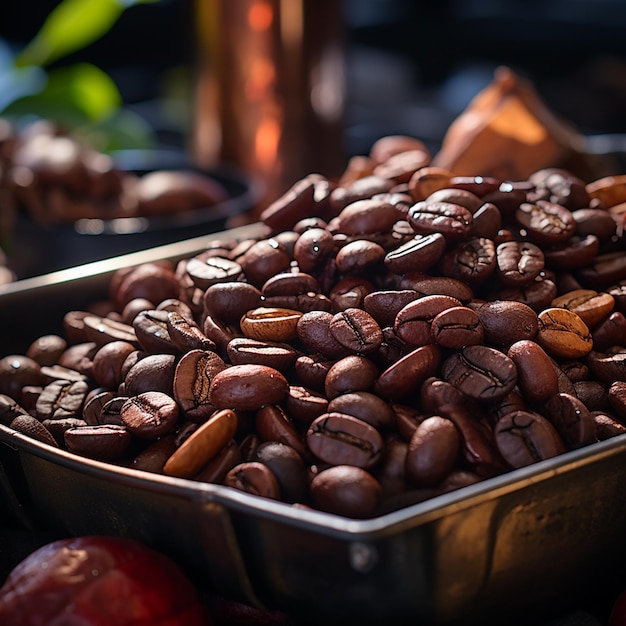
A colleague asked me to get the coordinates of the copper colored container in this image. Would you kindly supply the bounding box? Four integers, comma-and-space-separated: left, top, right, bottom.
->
191, 0, 346, 213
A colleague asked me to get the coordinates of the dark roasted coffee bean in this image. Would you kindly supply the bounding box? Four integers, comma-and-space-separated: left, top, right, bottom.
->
64, 424, 131, 460
495, 240, 544, 287
384, 233, 446, 275
494, 410, 565, 468
204, 281, 263, 324
431, 306, 484, 349
441, 345, 517, 402
310, 465, 382, 518
324, 355, 379, 399
209, 364, 289, 411
408, 199, 473, 241
224, 461, 281, 500
545, 392, 597, 448
327, 391, 395, 431
515, 200, 576, 245
120, 391, 179, 439
35, 379, 89, 421
253, 441, 308, 503
329, 308, 383, 354
405, 416, 460, 487
306, 412, 383, 469
438, 237, 496, 284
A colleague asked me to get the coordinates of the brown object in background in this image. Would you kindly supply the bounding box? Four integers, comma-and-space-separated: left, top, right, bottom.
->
192, 0, 346, 217
432, 66, 599, 182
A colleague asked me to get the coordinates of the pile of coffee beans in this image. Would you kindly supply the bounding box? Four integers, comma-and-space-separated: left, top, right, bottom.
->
2, 134, 626, 519
0, 118, 229, 226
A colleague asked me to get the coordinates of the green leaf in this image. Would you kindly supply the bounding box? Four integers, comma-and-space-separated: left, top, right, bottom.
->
2, 63, 122, 123
15, 0, 158, 68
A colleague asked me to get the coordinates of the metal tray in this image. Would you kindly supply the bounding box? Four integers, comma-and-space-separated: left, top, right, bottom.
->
1, 228, 626, 625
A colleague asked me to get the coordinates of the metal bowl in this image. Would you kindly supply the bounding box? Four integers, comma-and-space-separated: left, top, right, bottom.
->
1, 227, 626, 625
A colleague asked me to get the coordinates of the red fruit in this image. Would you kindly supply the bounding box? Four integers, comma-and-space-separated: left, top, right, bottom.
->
0, 535, 212, 626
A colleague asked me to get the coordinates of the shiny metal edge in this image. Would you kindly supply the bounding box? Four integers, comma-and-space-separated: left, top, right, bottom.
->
3, 422, 626, 541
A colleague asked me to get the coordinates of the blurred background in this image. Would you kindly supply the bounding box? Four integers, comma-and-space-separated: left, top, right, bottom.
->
2, 0, 626, 275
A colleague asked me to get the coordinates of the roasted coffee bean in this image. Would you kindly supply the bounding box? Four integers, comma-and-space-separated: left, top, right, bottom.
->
35, 378, 89, 421
545, 392, 597, 448
163, 408, 238, 478
431, 306, 484, 349
543, 235, 600, 271
327, 391, 395, 431
82, 390, 116, 425
495, 240, 544, 287
240, 307, 302, 342
374, 344, 441, 401
194, 438, 241, 483
608, 381, 626, 422
283, 385, 329, 425
120, 391, 179, 440
515, 200, 576, 245
252, 441, 308, 503
260, 174, 330, 231
335, 239, 386, 274
593, 412, 626, 440
407, 199, 473, 242
306, 412, 383, 469
384, 233, 446, 275
0, 356, 42, 404
124, 353, 176, 397
0, 394, 29, 426
90, 340, 136, 389
408, 166, 454, 201
551, 289, 615, 328
363, 290, 419, 328
332, 198, 399, 235
329, 175, 394, 213
294, 354, 334, 392
577, 251, 626, 290
10, 414, 58, 447
507, 340, 559, 405
111, 262, 179, 310
399, 274, 474, 303
132, 309, 177, 354
172, 349, 226, 422
324, 355, 379, 399
471, 202, 502, 239
82, 315, 137, 347
536, 307, 593, 359
64, 424, 131, 461
26, 335, 68, 366
184, 255, 243, 290
405, 416, 460, 487
42, 417, 87, 446
309, 464, 382, 518
293, 227, 335, 274
329, 308, 383, 354
99, 396, 128, 425
227, 337, 297, 371
592, 311, 626, 351
441, 345, 517, 402
166, 311, 215, 352
492, 275, 558, 312
255, 404, 307, 458
203, 281, 263, 324
261, 271, 321, 297
328, 276, 372, 311
224, 461, 282, 500
494, 410, 565, 468
587, 350, 626, 383
209, 364, 289, 411
438, 237, 496, 284
131, 434, 179, 474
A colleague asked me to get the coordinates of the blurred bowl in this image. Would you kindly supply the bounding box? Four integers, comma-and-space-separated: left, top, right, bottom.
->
7, 148, 262, 279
